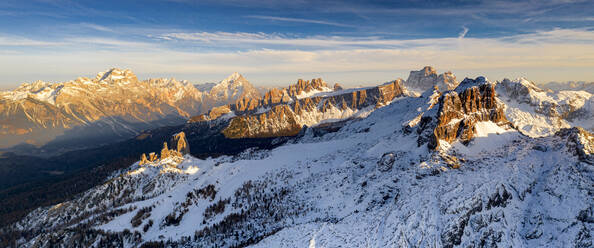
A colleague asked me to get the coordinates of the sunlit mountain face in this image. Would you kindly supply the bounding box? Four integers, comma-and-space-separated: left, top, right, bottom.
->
0, 1, 593, 247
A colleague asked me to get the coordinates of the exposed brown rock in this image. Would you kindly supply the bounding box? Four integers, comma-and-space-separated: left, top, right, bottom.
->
428, 77, 510, 149
263, 88, 291, 106
288, 78, 327, 97
222, 105, 302, 138
406, 66, 458, 91
190, 105, 232, 122
234, 96, 261, 112
149, 152, 158, 162
139, 153, 148, 165
222, 79, 405, 139
170, 132, 190, 155
160, 142, 170, 159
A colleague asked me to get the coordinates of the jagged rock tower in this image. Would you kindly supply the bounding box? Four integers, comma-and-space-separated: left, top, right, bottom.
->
170, 132, 190, 155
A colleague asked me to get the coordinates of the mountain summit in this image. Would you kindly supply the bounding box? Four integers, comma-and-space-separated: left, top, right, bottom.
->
406, 66, 458, 92
0, 69, 261, 153
209, 72, 260, 104
96, 68, 138, 83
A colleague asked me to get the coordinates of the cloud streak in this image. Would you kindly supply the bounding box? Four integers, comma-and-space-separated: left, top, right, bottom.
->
458, 26, 469, 39
1, 28, 594, 87
245, 15, 356, 28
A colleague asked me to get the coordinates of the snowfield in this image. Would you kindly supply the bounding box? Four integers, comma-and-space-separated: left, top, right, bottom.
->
3, 78, 593, 248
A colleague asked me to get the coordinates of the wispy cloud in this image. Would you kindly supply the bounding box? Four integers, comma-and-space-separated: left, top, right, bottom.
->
0, 35, 65, 46
1, 28, 594, 87
245, 15, 356, 28
77, 23, 114, 33
458, 26, 469, 39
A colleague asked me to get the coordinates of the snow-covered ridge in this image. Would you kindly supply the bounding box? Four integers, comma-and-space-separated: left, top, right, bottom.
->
496, 77, 593, 137
220, 79, 406, 139
209, 72, 261, 103
6, 86, 593, 247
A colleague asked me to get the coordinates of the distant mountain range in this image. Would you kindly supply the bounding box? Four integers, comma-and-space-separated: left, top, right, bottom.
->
0, 69, 261, 154
1, 66, 592, 247
0, 66, 592, 248
539, 81, 594, 93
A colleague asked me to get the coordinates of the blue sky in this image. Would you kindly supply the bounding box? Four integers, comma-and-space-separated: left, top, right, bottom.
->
1, 0, 594, 88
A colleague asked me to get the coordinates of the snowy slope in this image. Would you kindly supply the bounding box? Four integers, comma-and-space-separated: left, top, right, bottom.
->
497, 78, 594, 137
4, 79, 593, 247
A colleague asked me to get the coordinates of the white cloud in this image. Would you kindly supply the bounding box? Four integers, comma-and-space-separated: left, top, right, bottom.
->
0, 35, 65, 46
245, 15, 356, 28
77, 23, 114, 33
1, 28, 594, 87
458, 26, 469, 39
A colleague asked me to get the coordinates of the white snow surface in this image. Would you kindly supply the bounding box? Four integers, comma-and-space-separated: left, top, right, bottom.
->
295, 86, 334, 99
497, 78, 594, 137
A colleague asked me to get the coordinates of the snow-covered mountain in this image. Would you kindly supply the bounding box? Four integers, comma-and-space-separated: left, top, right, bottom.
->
0, 69, 261, 153
497, 78, 593, 137
2, 68, 593, 248
540, 81, 594, 94
209, 72, 261, 105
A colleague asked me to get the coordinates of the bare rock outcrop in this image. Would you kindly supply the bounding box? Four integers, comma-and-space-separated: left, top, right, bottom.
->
421, 77, 510, 149
170, 132, 190, 155
189, 78, 329, 123
160, 142, 170, 159
139, 132, 190, 165
149, 152, 158, 162
139, 153, 148, 165
555, 127, 593, 164
406, 66, 458, 92
262, 88, 292, 106
288, 78, 327, 97
222, 79, 405, 139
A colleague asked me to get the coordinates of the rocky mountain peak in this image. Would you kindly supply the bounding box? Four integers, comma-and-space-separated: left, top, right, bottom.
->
210, 72, 260, 103
409, 76, 510, 150
96, 68, 138, 83
421, 65, 437, 75
217, 72, 246, 88
406, 66, 459, 92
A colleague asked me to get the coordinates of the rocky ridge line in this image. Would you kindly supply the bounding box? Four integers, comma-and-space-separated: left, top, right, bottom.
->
193, 79, 405, 139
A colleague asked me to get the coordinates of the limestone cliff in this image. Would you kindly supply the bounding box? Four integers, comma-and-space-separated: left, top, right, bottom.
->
406, 66, 458, 92
409, 77, 511, 150
190, 78, 330, 122
221, 79, 405, 139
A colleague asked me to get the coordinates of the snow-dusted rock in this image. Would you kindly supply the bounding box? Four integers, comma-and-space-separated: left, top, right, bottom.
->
3, 72, 593, 248
406, 66, 459, 92
496, 78, 594, 137
0, 69, 262, 152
